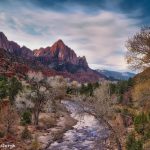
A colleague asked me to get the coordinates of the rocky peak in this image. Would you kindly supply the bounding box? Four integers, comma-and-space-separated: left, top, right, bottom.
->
9, 41, 20, 50
20, 46, 34, 58
55, 39, 65, 46
0, 32, 10, 51
78, 56, 89, 68
0, 32, 7, 39
9, 41, 21, 53
50, 39, 67, 55
34, 47, 50, 56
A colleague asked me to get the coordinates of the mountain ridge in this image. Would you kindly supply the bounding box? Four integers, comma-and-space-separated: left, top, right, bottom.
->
0, 32, 106, 82
96, 69, 135, 80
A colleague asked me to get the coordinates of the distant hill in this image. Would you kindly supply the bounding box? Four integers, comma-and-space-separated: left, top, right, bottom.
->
96, 69, 135, 80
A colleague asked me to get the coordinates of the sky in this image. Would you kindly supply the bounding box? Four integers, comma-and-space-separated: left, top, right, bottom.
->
0, 0, 149, 72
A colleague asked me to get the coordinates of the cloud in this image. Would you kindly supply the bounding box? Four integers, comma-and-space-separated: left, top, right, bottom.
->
0, 1, 141, 71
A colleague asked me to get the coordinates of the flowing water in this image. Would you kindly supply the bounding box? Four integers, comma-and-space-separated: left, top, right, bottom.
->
48, 100, 110, 150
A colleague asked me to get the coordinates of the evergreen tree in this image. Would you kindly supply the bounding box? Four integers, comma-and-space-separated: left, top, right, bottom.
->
8, 77, 22, 105
0, 76, 8, 101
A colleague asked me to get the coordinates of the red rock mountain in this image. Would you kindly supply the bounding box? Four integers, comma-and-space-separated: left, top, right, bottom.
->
0, 32, 34, 59
34, 39, 84, 65
0, 32, 106, 82
34, 39, 89, 73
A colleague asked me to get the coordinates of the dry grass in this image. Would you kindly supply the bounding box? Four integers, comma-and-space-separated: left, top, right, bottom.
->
30, 135, 41, 150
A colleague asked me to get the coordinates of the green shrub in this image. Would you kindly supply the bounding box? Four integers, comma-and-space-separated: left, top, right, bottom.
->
126, 133, 143, 150
144, 129, 150, 140
21, 126, 32, 140
134, 112, 148, 135
115, 108, 121, 113
66, 87, 73, 94
8, 77, 22, 105
21, 110, 32, 126
80, 83, 94, 96
0, 131, 5, 138
0, 76, 8, 100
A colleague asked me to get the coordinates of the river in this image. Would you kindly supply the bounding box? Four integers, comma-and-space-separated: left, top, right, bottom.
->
48, 100, 110, 150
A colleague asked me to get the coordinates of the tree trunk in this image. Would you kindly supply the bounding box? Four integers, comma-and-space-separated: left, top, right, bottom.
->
51, 99, 57, 113
34, 111, 39, 126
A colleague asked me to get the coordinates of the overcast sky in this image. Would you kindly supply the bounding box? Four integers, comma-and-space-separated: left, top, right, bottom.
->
0, 0, 149, 72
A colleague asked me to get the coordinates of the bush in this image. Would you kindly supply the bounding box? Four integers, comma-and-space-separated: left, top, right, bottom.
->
115, 108, 121, 113
0, 131, 5, 138
126, 133, 143, 150
80, 83, 94, 96
66, 87, 73, 94
21, 126, 32, 140
20, 110, 32, 126
134, 112, 148, 135
0, 76, 8, 100
144, 129, 150, 140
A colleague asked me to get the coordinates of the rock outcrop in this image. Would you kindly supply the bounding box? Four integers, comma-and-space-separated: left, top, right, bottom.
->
0, 32, 12, 52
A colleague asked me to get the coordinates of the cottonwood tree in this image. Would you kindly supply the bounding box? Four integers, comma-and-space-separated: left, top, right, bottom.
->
77, 82, 122, 150
16, 72, 50, 126
28, 72, 58, 125
29, 76, 67, 124
126, 27, 150, 71
28, 80, 49, 125
16, 72, 67, 125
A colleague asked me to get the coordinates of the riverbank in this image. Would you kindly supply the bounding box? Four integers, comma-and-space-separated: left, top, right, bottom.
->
0, 100, 112, 150
0, 108, 77, 150
38, 112, 77, 149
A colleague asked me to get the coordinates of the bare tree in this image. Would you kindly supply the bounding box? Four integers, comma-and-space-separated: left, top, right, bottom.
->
16, 72, 50, 126
126, 27, 150, 71
16, 74, 67, 126
0, 105, 18, 134
28, 80, 49, 126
